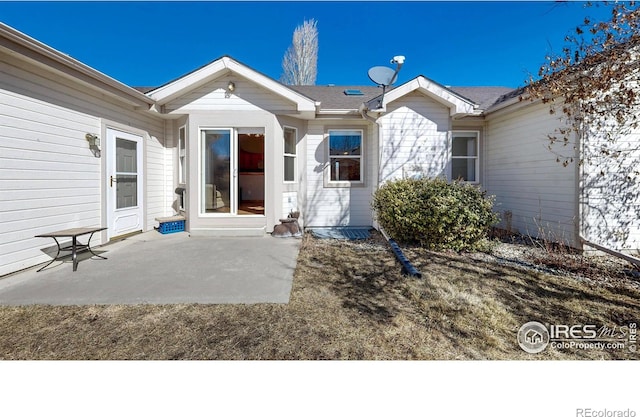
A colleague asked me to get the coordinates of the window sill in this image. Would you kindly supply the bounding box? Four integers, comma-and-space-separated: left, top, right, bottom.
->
324, 181, 366, 188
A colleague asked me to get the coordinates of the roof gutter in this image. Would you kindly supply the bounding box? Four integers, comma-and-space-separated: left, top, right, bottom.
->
358, 102, 380, 123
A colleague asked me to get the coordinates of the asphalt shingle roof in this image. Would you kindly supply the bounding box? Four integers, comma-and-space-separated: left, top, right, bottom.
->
448, 86, 516, 111
288, 85, 384, 110
290, 84, 515, 112
134, 82, 516, 113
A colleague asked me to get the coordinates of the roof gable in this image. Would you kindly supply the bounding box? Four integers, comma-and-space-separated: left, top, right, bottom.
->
147, 56, 317, 117
370, 76, 477, 117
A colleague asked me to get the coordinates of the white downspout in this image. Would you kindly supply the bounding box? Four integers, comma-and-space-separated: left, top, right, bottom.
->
359, 103, 384, 230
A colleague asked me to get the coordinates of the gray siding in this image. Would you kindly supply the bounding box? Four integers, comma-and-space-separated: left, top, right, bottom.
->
485, 101, 578, 246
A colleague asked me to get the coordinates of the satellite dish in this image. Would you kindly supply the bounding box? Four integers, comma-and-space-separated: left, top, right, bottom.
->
368, 66, 398, 87
366, 56, 405, 110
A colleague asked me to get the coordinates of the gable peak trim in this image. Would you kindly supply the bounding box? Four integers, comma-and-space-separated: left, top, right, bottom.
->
147, 55, 315, 114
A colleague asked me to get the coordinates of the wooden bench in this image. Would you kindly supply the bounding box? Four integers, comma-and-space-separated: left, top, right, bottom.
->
35, 227, 107, 272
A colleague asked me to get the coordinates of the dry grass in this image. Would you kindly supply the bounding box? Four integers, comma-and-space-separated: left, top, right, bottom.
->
0, 232, 638, 360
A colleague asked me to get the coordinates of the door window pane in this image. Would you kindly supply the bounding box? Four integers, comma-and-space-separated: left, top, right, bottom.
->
116, 175, 137, 209
202, 130, 231, 213
116, 138, 137, 172
116, 138, 138, 209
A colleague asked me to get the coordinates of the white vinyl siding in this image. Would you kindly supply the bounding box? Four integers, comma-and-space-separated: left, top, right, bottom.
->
304, 121, 374, 227
0, 52, 166, 276
484, 101, 578, 246
580, 125, 640, 251
378, 92, 451, 182
282, 191, 298, 218
165, 75, 297, 114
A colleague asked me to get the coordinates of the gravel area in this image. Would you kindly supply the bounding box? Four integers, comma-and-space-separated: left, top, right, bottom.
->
469, 236, 640, 290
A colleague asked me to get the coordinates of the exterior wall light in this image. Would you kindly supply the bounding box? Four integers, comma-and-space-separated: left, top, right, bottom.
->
85, 133, 101, 157
225, 81, 236, 98
86, 133, 100, 147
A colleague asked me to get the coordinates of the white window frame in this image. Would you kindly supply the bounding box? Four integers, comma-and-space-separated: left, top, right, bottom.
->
283, 126, 297, 183
326, 129, 365, 187
451, 130, 480, 184
178, 125, 187, 185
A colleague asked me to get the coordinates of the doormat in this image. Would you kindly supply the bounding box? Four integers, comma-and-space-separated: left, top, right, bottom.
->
308, 227, 372, 240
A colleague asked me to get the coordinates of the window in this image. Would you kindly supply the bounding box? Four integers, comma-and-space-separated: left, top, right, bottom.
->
451, 131, 479, 183
328, 129, 363, 183
283, 127, 297, 182
178, 125, 186, 184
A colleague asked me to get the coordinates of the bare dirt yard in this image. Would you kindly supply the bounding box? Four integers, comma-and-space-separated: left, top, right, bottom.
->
0, 231, 638, 360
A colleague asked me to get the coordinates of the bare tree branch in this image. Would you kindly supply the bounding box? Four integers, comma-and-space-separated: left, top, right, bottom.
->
525, 1, 640, 178
281, 19, 318, 85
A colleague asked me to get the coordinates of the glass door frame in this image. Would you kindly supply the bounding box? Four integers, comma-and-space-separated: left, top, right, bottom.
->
200, 127, 235, 216
106, 127, 144, 239
198, 127, 266, 218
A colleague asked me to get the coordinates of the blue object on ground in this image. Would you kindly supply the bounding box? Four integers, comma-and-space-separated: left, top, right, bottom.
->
309, 227, 371, 240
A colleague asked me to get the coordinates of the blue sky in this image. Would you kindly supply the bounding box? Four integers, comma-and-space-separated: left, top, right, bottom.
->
1, 1, 612, 88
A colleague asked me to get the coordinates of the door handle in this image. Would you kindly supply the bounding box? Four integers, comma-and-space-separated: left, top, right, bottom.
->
110, 176, 117, 187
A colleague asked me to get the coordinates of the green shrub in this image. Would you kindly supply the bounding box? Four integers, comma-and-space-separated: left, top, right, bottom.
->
372, 177, 499, 251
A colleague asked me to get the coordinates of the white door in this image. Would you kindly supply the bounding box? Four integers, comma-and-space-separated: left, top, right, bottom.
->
107, 128, 144, 239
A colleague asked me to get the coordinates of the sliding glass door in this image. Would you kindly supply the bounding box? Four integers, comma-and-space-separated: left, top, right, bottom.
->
201, 129, 232, 214
200, 128, 265, 216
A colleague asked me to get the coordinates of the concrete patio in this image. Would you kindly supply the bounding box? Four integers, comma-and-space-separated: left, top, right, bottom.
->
0, 231, 301, 306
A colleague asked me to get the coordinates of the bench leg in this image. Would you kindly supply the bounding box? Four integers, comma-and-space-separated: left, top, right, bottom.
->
72, 236, 79, 272
85, 231, 107, 261
72, 232, 107, 271
37, 237, 61, 272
